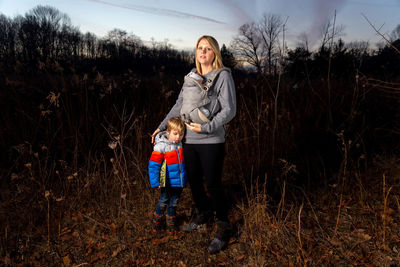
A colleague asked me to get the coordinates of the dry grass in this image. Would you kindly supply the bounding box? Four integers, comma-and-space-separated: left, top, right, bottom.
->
238, 160, 400, 266
1, 139, 399, 266
1, 57, 400, 265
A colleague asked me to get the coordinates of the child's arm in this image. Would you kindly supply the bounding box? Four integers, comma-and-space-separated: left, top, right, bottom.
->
148, 150, 164, 188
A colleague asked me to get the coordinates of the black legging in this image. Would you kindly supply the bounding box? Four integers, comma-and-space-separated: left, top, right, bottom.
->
183, 143, 228, 222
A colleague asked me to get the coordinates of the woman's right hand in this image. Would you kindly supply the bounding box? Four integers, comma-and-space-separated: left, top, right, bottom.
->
151, 128, 161, 144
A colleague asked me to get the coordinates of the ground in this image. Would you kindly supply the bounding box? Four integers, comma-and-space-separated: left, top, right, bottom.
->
1, 157, 400, 266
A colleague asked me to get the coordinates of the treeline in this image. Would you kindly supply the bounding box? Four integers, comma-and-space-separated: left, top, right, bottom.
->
232, 13, 400, 80
1, 6, 400, 189
1, 5, 399, 79
0, 6, 192, 75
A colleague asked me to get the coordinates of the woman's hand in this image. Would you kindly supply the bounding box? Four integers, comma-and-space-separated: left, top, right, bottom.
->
151, 128, 161, 144
185, 122, 202, 133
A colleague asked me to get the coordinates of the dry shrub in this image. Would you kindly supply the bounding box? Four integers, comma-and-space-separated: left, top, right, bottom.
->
236, 158, 400, 266
238, 183, 299, 266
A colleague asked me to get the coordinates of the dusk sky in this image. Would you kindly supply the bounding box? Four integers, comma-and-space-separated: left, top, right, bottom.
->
1, 0, 399, 50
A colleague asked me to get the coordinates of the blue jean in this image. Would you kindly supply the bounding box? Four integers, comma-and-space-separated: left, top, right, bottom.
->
155, 187, 183, 217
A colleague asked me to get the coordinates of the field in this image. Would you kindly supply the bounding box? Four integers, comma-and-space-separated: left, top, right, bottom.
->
1, 7, 400, 265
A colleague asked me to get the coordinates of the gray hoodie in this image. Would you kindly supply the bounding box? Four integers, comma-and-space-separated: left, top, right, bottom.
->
158, 68, 236, 144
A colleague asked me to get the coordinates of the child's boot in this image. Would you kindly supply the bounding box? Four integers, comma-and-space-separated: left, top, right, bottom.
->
152, 212, 164, 232
166, 215, 178, 234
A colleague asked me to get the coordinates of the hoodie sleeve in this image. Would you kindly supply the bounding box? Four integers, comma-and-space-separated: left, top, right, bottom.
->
157, 88, 184, 131
201, 71, 236, 134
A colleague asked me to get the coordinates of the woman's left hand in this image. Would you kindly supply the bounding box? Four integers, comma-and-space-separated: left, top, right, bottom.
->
185, 122, 202, 133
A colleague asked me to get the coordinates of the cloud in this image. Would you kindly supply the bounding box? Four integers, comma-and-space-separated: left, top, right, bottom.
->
218, 0, 254, 26
87, 0, 226, 25
216, 0, 262, 34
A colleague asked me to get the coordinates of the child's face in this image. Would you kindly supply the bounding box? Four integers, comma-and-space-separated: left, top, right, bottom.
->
167, 129, 184, 143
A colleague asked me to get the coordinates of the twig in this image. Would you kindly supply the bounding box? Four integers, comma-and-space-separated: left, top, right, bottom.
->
45, 191, 51, 251
364, 78, 400, 91
81, 213, 111, 230
334, 132, 348, 237
297, 204, 303, 248
395, 196, 400, 210
365, 78, 400, 86
382, 173, 393, 245
287, 183, 353, 265
334, 191, 343, 237
361, 13, 400, 55
271, 16, 289, 166
327, 10, 337, 128
276, 180, 286, 218
296, 185, 328, 237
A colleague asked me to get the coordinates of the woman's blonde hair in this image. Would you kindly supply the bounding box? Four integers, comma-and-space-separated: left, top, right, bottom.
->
167, 117, 185, 135
195, 35, 224, 75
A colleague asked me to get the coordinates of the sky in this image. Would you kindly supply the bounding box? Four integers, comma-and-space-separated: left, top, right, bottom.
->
0, 0, 399, 51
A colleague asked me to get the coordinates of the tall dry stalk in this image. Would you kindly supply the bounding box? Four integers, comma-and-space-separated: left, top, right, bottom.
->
326, 10, 337, 128
271, 17, 288, 166
362, 13, 400, 55
297, 204, 303, 248
382, 173, 393, 245
297, 203, 306, 265
105, 105, 136, 216
334, 131, 348, 237
45, 190, 51, 251
276, 180, 286, 218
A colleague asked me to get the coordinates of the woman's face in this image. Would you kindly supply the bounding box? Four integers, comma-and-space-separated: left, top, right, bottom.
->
196, 39, 215, 67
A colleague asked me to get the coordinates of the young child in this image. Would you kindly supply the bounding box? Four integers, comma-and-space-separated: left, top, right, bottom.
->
148, 117, 187, 234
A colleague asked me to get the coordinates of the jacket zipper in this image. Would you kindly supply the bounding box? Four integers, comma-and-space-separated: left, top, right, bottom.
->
176, 148, 183, 187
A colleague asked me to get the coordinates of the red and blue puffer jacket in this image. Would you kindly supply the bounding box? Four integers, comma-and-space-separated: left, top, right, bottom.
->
148, 132, 188, 188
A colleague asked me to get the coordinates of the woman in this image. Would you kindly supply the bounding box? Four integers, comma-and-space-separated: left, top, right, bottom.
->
151, 35, 236, 254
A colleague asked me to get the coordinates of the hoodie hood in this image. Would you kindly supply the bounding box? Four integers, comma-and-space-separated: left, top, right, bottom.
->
155, 131, 170, 144
154, 131, 182, 153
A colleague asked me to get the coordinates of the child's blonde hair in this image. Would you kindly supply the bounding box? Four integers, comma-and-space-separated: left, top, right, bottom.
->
167, 117, 185, 134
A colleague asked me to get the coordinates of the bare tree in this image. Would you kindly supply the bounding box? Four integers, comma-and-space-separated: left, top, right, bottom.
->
83, 32, 98, 59
104, 29, 142, 57
106, 29, 128, 48
345, 40, 370, 69
125, 33, 142, 55
0, 14, 17, 61
232, 14, 284, 75
346, 41, 369, 56
103, 28, 125, 58
319, 18, 345, 50
231, 22, 263, 73
19, 14, 40, 62
27, 5, 71, 60
258, 13, 283, 75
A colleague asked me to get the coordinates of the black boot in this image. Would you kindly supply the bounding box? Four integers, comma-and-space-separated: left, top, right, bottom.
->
182, 210, 212, 232
208, 221, 230, 254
